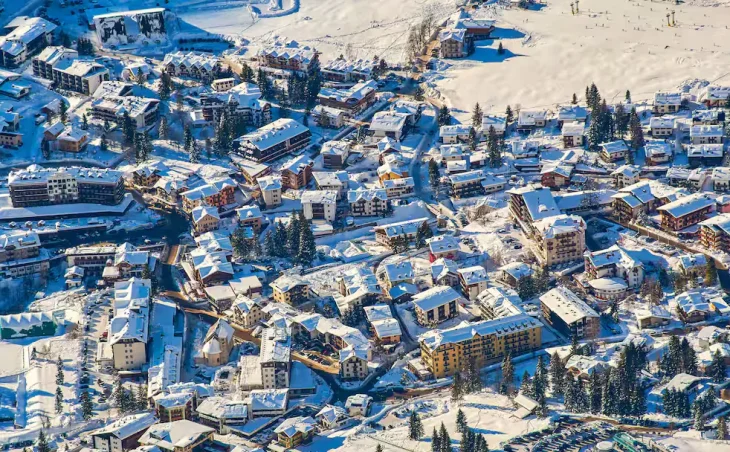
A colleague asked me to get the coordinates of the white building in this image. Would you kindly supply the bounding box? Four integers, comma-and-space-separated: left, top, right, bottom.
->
369, 111, 409, 141
258, 176, 282, 208
301, 190, 337, 222
109, 278, 151, 370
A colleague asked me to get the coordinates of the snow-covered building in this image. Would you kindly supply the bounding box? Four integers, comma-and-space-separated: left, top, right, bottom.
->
690, 124, 724, 145
138, 419, 216, 452
599, 140, 629, 162
317, 80, 378, 115
271, 275, 310, 306
644, 140, 673, 165
458, 265, 488, 301
539, 286, 600, 339
348, 188, 389, 217
561, 122, 585, 148
180, 177, 236, 214
9, 165, 125, 207
611, 165, 641, 189
246, 389, 289, 418
256, 41, 319, 78
653, 92, 682, 115
93, 8, 168, 47
301, 190, 337, 222
517, 110, 548, 132
649, 116, 675, 138
191, 205, 220, 236
382, 177, 415, 199
496, 262, 533, 289
91, 413, 158, 452
320, 141, 351, 170
412, 285, 462, 326
197, 320, 234, 367
438, 28, 471, 59
369, 111, 409, 141
90, 95, 160, 130
110, 278, 151, 370
163, 51, 221, 81
199, 82, 271, 126
687, 143, 725, 167
258, 175, 282, 208
374, 218, 430, 248
477, 286, 524, 320
195, 397, 248, 433
0, 312, 57, 339
345, 394, 372, 417
584, 245, 644, 289
0, 16, 57, 68
314, 171, 349, 199
532, 214, 586, 268
0, 230, 50, 280
233, 118, 311, 162
657, 192, 716, 231
32, 46, 109, 95
321, 57, 378, 82
274, 416, 316, 449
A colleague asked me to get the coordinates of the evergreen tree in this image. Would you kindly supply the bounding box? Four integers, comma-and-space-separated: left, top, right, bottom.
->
534, 355, 548, 402
184, 125, 193, 153
286, 212, 302, 258
41, 140, 51, 159
159, 116, 169, 141
451, 372, 464, 402
189, 139, 200, 164
456, 408, 467, 433
505, 105, 513, 124
56, 356, 64, 386
81, 114, 88, 130
240, 63, 255, 83
438, 105, 451, 126
158, 70, 172, 100
298, 215, 317, 265
439, 423, 450, 452
476, 434, 489, 452
588, 371, 602, 414
718, 416, 728, 440
113, 377, 124, 408
487, 126, 501, 168
408, 410, 424, 440
122, 111, 135, 145
681, 337, 699, 375
81, 389, 93, 420
231, 226, 251, 260
521, 370, 534, 398
55, 386, 63, 413
629, 108, 644, 150
572, 93, 578, 105
661, 335, 682, 378
60, 100, 68, 124
501, 351, 514, 395
709, 349, 727, 383
614, 104, 628, 138
100, 133, 108, 153
693, 402, 705, 431
549, 353, 565, 396
37, 430, 50, 452
264, 231, 276, 257
468, 127, 478, 152
431, 427, 441, 452
375, 445, 383, 452
705, 259, 718, 286
497, 42, 504, 55
472, 103, 483, 128
601, 369, 617, 416
625, 90, 632, 103
465, 356, 482, 393
428, 159, 440, 192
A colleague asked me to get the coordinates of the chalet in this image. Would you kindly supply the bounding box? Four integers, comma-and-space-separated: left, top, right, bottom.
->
378, 137, 402, 164
438, 29, 472, 59
654, 92, 682, 115
191, 206, 220, 236
688, 144, 725, 168
256, 42, 319, 78
600, 140, 629, 161
236, 205, 263, 233
431, 258, 460, 287
635, 306, 672, 330
369, 111, 409, 141
312, 104, 346, 128
427, 235, 460, 262
541, 164, 573, 189
496, 262, 533, 289
271, 275, 311, 306
180, 178, 236, 214
258, 176, 282, 209
321, 58, 377, 82
557, 105, 588, 125
458, 266, 488, 301
649, 116, 674, 138
440, 124, 473, 144
703, 85, 730, 108
274, 416, 316, 449
163, 51, 221, 81
348, 188, 389, 217
317, 80, 378, 115
280, 154, 313, 190
381, 261, 414, 291
374, 218, 429, 248
382, 177, 415, 199
314, 171, 349, 199
517, 110, 548, 133
230, 296, 265, 328
561, 122, 585, 148
482, 115, 506, 136
644, 140, 673, 165
678, 253, 707, 279
0, 17, 57, 68
611, 165, 641, 189
91, 413, 158, 452
658, 192, 716, 231
690, 124, 724, 145
693, 109, 724, 125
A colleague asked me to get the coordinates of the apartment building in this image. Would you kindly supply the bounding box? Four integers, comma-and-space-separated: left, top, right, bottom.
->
657, 193, 716, 231
191, 206, 220, 236
420, 314, 542, 378
690, 125, 724, 145
348, 188, 389, 217
321, 57, 377, 82
540, 287, 600, 339
32, 47, 109, 95
611, 165, 641, 189
235, 205, 263, 233
199, 82, 271, 126
506, 185, 561, 234
340, 348, 369, 381
314, 171, 348, 199
382, 177, 415, 199
259, 327, 291, 389
230, 296, 265, 329
374, 218, 429, 248
91, 413, 158, 452
438, 29, 472, 58
0, 16, 57, 68
180, 178, 236, 214
90, 96, 160, 130
532, 214, 586, 267
233, 118, 311, 162
258, 176, 282, 208
562, 122, 585, 148
321, 141, 351, 169
458, 266, 488, 301
644, 140, 673, 165
8, 166, 125, 207
584, 245, 644, 289
477, 286, 524, 320
162, 51, 221, 81
448, 171, 485, 199
0, 231, 50, 279
600, 140, 629, 162
271, 275, 311, 306
256, 43, 319, 78
301, 190, 337, 223
281, 154, 313, 190
700, 214, 730, 251
317, 80, 378, 115
654, 92, 682, 115
110, 278, 151, 370
412, 285, 462, 326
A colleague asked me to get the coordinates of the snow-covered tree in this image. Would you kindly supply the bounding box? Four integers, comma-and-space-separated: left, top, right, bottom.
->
456, 408, 467, 433
408, 410, 424, 440
55, 386, 63, 413
472, 103, 483, 128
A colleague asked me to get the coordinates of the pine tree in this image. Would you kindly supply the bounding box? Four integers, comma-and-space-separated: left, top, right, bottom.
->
588, 371, 602, 414
81, 389, 93, 420
122, 111, 135, 146
451, 372, 464, 402
113, 377, 124, 408
549, 353, 565, 396
614, 104, 628, 138
681, 337, 699, 376
501, 351, 514, 395
693, 402, 705, 431
431, 427, 440, 452
629, 108, 644, 150
710, 349, 727, 383
56, 356, 64, 386
408, 410, 424, 440
82, 114, 88, 130
375, 445, 384, 452
60, 100, 68, 124
439, 423, 450, 452
158, 70, 172, 100
625, 90, 632, 103
37, 430, 50, 452
521, 370, 534, 397
571, 93, 578, 105
41, 140, 51, 159
719, 416, 729, 440
487, 126, 501, 168
705, 260, 718, 286
414, 85, 425, 101
240, 63, 255, 83
298, 216, 317, 265
472, 103, 483, 128
55, 386, 63, 413
505, 105, 513, 124
456, 408, 467, 433
189, 139, 200, 164
476, 434, 489, 452
438, 105, 451, 126
534, 355, 548, 400
429, 159, 440, 192
497, 42, 504, 55
159, 116, 169, 141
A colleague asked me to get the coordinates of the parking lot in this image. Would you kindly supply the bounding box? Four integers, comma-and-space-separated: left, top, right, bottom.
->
504, 419, 618, 452
80, 291, 116, 410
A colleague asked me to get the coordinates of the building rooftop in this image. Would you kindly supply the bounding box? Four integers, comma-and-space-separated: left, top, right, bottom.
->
260, 327, 291, 364
539, 287, 599, 324
235, 118, 309, 152
421, 314, 540, 351
657, 193, 716, 219
412, 285, 462, 312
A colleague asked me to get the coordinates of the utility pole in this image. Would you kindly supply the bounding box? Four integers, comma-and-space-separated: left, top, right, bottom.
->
666, 13, 671, 27
575, 0, 579, 13
570, 2, 574, 15
671, 10, 676, 26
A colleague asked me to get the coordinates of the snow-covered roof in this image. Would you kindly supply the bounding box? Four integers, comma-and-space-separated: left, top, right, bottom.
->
439, 27, 466, 43
587, 277, 627, 292
412, 285, 462, 312
539, 287, 599, 324
458, 265, 487, 285
257, 175, 282, 191
448, 170, 484, 185
370, 111, 409, 132
382, 177, 415, 190
301, 190, 337, 205
163, 51, 219, 71
383, 261, 414, 282
258, 42, 316, 64
557, 105, 588, 122
533, 214, 584, 239
9, 165, 123, 186
235, 118, 309, 152
318, 80, 377, 103
690, 124, 724, 137
321, 140, 351, 157
518, 109, 548, 125
139, 420, 214, 449
644, 140, 673, 159
321, 57, 377, 75
0, 311, 53, 330
195, 231, 233, 254
585, 245, 642, 271
421, 314, 540, 350
600, 140, 629, 154
477, 287, 524, 318
191, 205, 219, 224
180, 177, 236, 202
372, 318, 402, 338
90, 96, 159, 120
348, 188, 388, 203
260, 327, 291, 364
649, 116, 675, 129
154, 392, 194, 409
196, 397, 248, 420
110, 278, 151, 345
374, 218, 429, 238
426, 235, 460, 254
662, 373, 705, 392
506, 186, 560, 221
431, 257, 458, 282
315, 405, 348, 424
247, 389, 289, 412
364, 304, 393, 323
274, 416, 316, 437
92, 413, 158, 440
499, 262, 533, 280
191, 250, 234, 280
611, 164, 640, 178
482, 115, 506, 132
561, 121, 585, 136
0, 17, 56, 56
687, 143, 725, 158
271, 274, 309, 293
657, 192, 715, 218
634, 305, 672, 322
678, 253, 707, 270
654, 92, 682, 105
